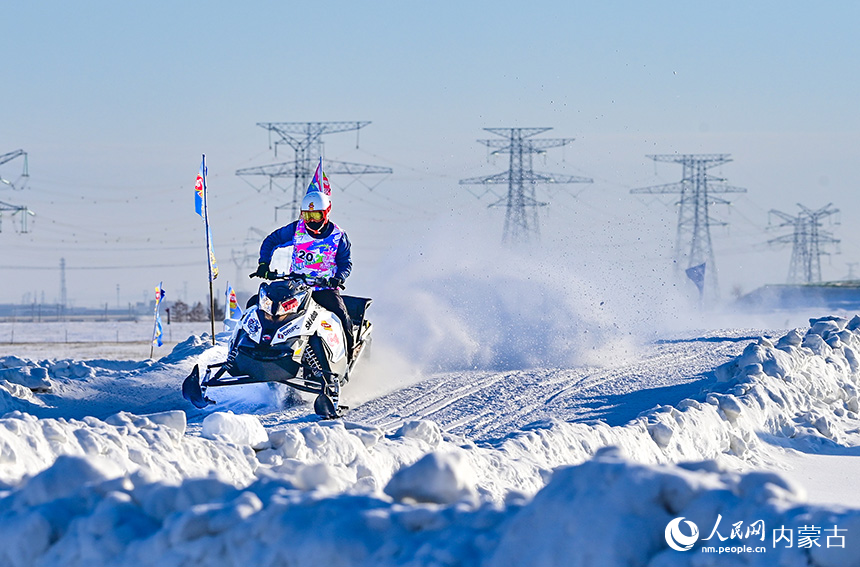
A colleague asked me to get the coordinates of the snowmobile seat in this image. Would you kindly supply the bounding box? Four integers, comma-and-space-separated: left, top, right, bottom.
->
343, 295, 372, 332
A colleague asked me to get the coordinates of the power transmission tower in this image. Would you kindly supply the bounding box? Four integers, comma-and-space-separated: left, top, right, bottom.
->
236, 122, 392, 220
230, 227, 270, 285
631, 154, 746, 299
0, 149, 34, 233
768, 203, 839, 284
459, 127, 592, 244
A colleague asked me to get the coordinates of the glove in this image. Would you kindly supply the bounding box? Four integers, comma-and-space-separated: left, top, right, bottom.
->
250, 262, 271, 279
327, 276, 345, 289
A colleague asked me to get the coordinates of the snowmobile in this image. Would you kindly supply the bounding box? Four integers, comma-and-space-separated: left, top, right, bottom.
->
182, 273, 372, 418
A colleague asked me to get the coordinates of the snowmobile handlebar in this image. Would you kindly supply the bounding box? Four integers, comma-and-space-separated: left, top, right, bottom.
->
260, 272, 335, 290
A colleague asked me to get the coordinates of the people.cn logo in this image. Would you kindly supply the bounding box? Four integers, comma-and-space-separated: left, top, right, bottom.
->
665, 517, 700, 551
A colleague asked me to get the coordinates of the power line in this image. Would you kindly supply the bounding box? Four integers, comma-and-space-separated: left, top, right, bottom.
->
0, 262, 196, 270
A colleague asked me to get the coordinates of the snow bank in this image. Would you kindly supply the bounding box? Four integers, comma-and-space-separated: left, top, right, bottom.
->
491, 315, 860, 474
0, 410, 258, 489
489, 448, 859, 567
2, 315, 860, 564
0, 357, 52, 391
201, 411, 269, 449
2, 446, 859, 567
384, 449, 479, 504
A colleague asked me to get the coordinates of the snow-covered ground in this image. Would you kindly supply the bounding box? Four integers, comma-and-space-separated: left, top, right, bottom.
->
0, 321, 214, 361
1, 312, 860, 566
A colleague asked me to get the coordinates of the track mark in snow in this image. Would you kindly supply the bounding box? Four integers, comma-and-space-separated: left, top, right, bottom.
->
355, 371, 512, 432
340, 331, 773, 441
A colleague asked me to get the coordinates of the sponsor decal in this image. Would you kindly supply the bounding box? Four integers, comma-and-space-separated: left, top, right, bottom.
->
243, 312, 263, 343
277, 322, 301, 341
304, 310, 318, 330
321, 320, 332, 331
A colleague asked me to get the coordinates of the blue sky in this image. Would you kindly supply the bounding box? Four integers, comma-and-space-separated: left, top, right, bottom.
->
1, 1, 859, 308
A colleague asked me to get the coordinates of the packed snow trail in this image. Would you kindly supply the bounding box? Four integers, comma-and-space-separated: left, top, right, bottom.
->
340, 329, 770, 441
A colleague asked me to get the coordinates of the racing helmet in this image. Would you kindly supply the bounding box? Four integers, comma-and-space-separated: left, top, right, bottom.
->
300, 191, 332, 234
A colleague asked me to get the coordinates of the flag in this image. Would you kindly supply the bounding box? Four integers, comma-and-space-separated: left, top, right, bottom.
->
306, 157, 331, 196
195, 155, 218, 280
207, 227, 219, 280
226, 283, 242, 320
152, 283, 166, 347
194, 159, 205, 217
685, 262, 706, 294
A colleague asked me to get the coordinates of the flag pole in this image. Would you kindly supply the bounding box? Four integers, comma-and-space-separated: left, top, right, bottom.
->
150, 302, 156, 360
201, 154, 217, 345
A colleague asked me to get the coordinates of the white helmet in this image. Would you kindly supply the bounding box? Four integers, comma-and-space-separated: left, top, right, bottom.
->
300, 191, 332, 234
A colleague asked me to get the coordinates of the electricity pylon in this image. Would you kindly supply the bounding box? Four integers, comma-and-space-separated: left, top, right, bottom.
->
231, 227, 269, 273
0, 149, 34, 233
236, 121, 392, 220
768, 203, 839, 284
631, 154, 746, 299
459, 128, 592, 244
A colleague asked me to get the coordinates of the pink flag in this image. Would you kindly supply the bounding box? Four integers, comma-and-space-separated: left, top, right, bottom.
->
306, 157, 331, 196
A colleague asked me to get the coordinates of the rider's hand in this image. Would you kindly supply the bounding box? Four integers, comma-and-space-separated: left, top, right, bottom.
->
327, 276, 345, 289
250, 262, 271, 279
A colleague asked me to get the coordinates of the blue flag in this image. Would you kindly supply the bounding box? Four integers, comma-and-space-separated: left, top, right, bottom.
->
226, 283, 242, 320
685, 263, 706, 294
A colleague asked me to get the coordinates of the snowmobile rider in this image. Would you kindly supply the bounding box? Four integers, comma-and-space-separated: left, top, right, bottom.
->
250, 190, 355, 363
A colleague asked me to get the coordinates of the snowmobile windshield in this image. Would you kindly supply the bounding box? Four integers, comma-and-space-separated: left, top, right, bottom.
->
258, 281, 308, 319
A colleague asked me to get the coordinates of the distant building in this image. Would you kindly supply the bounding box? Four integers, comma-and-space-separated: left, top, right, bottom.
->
736, 281, 860, 312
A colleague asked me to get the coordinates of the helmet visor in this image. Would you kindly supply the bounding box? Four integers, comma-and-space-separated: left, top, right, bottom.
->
301, 211, 324, 222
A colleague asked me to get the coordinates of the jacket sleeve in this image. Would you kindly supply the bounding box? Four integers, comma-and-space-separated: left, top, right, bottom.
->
334, 231, 352, 281
258, 222, 298, 264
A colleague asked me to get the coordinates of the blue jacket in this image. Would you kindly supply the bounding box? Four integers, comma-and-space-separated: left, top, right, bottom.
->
258, 221, 352, 281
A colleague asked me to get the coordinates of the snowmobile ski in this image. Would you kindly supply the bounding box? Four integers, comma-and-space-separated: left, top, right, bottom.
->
313, 393, 341, 419
182, 365, 215, 408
